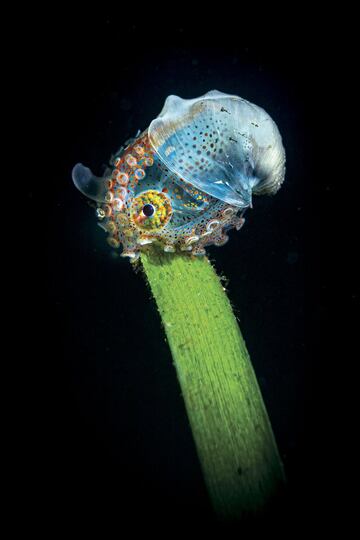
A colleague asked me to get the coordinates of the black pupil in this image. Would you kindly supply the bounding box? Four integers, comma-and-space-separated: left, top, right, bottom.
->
143, 204, 155, 217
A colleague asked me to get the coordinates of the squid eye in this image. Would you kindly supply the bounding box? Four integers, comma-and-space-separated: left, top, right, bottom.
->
142, 204, 155, 217
131, 189, 172, 231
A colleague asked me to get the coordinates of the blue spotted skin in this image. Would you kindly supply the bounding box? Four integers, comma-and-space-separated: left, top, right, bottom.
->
107, 137, 218, 232
154, 131, 256, 209
131, 148, 217, 232
149, 90, 285, 205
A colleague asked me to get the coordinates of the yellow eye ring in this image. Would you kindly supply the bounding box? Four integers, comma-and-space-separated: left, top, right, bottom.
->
130, 190, 172, 231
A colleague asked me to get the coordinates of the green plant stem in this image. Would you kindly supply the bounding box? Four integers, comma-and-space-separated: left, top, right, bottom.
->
140, 248, 285, 520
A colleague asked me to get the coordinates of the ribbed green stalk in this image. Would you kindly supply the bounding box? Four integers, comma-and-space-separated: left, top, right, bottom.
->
140, 248, 285, 520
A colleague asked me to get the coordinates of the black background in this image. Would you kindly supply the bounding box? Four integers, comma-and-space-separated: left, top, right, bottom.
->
25, 10, 341, 533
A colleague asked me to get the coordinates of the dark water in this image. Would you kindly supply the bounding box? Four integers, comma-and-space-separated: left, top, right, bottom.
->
39, 14, 330, 532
